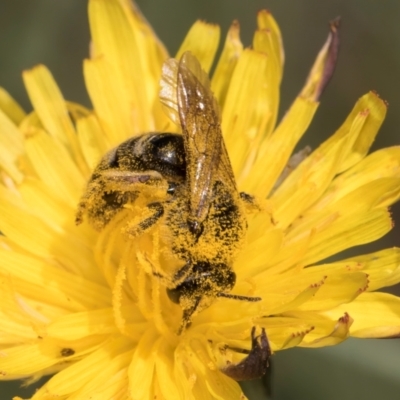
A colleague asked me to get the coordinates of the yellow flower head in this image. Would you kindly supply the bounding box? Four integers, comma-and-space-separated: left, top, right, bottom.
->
1, 1, 400, 399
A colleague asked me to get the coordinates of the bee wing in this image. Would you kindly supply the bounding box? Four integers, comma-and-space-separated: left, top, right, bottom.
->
159, 58, 180, 125
176, 51, 237, 224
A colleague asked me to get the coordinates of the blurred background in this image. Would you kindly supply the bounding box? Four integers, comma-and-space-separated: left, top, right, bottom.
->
1, 0, 400, 398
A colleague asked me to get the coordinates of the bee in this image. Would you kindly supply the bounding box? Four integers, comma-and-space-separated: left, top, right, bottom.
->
76, 51, 261, 334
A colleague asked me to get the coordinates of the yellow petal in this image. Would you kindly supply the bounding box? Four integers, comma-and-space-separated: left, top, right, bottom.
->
0, 108, 24, 183
119, 1, 172, 134
260, 312, 352, 349
76, 114, 111, 170
262, 229, 311, 276
0, 193, 61, 254
24, 129, 84, 207
174, 345, 196, 400
67, 351, 131, 399
0, 340, 64, 377
267, 280, 325, 315
322, 292, 400, 338
115, 0, 169, 103
272, 135, 349, 229
286, 249, 400, 296
211, 21, 243, 110
47, 309, 118, 340
257, 268, 368, 314
256, 10, 284, 76
337, 92, 387, 172
296, 272, 368, 311
0, 87, 26, 124
253, 11, 285, 137
247, 272, 327, 316
128, 328, 159, 400
252, 29, 280, 136
241, 97, 318, 195
88, 0, 153, 132
22, 65, 86, 172
84, 57, 140, 145
0, 193, 100, 283
272, 95, 385, 225
300, 209, 392, 266
155, 340, 181, 400
305, 178, 400, 231
196, 297, 258, 328
18, 178, 75, 228
255, 316, 314, 350
183, 339, 216, 400
0, 312, 35, 344
302, 312, 353, 347
36, 345, 130, 400
0, 109, 23, 153
236, 227, 283, 279
1, 248, 108, 311
310, 147, 400, 213
330, 177, 400, 212
284, 177, 400, 247
342, 248, 400, 291
34, 337, 132, 397
309, 92, 386, 177
0, 276, 38, 342
205, 366, 242, 399
222, 49, 273, 175
176, 21, 220, 73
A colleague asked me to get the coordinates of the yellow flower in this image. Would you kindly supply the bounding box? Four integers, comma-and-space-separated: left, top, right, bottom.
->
1, 0, 400, 399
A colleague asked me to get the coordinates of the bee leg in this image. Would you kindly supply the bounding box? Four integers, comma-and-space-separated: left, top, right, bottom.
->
149, 260, 193, 289
239, 192, 256, 204
172, 260, 195, 284
97, 170, 163, 191
239, 191, 276, 224
239, 191, 262, 213
76, 178, 104, 225
221, 327, 271, 381
76, 170, 164, 228
164, 260, 195, 302
125, 202, 164, 238
157, 259, 196, 292
178, 296, 201, 335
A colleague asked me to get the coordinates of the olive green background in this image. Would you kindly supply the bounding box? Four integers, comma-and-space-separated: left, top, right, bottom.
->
1, 0, 400, 399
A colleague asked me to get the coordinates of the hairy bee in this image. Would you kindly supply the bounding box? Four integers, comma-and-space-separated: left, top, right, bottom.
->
76, 51, 261, 333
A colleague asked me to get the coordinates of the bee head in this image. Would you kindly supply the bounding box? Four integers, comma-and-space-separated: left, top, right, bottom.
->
166, 261, 236, 332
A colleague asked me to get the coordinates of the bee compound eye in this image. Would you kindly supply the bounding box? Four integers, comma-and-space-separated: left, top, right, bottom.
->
166, 287, 181, 304
148, 133, 186, 177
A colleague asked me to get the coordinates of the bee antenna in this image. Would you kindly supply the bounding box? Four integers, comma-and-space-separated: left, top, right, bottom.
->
217, 293, 261, 302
